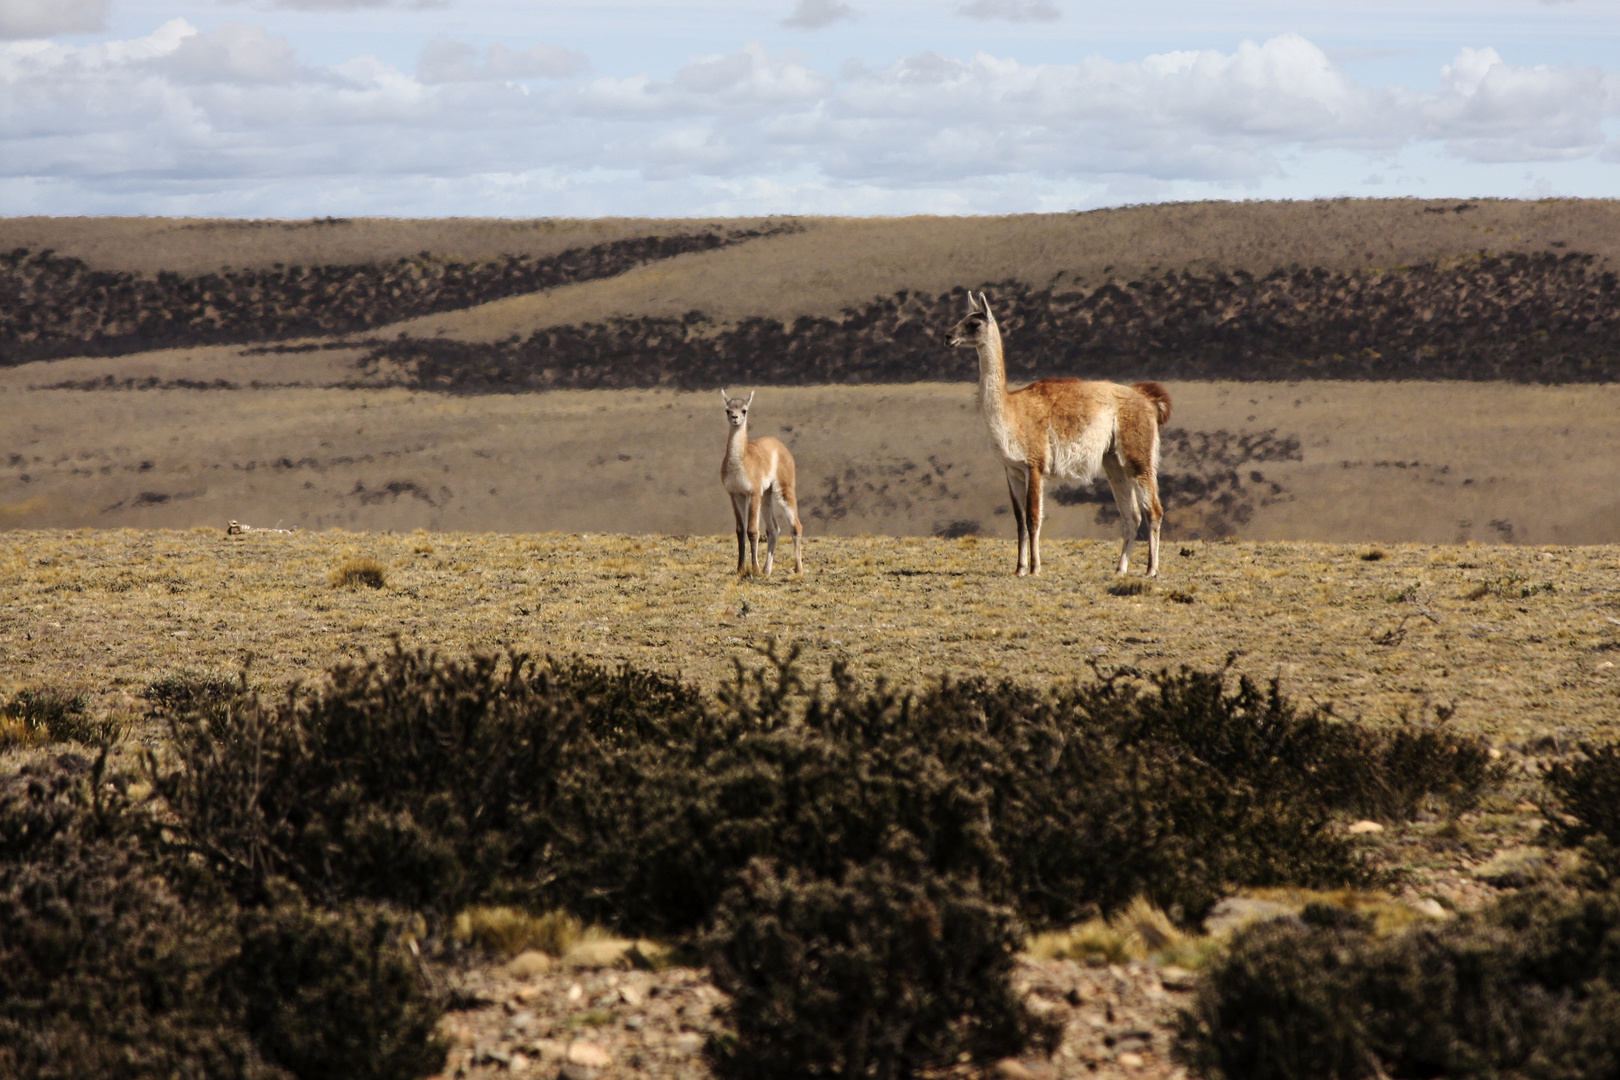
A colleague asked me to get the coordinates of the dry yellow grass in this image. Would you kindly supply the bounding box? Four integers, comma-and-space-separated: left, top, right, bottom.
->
0, 215, 786, 276
2, 528, 1617, 747
8, 201, 1616, 336
385, 199, 1620, 339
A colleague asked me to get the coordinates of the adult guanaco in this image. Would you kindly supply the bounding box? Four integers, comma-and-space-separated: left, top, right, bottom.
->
947, 291, 1171, 576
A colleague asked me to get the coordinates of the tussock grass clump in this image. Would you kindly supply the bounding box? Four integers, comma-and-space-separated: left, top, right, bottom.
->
453, 905, 603, 957
1107, 580, 1153, 597
330, 557, 387, 589
0, 687, 119, 748
1030, 896, 1189, 966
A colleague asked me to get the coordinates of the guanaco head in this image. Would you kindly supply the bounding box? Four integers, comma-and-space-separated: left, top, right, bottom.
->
946, 291, 999, 349
719, 388, 754, 429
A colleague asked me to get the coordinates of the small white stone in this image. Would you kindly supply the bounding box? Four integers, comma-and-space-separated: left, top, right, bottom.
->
1347, 820, 1385, 835
566, 1041, 612, 1068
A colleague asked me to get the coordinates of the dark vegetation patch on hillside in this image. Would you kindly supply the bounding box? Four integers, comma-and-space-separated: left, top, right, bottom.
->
0, 223, 798, 364
362, 251, 1620, 390
3, 649, 1504, 1079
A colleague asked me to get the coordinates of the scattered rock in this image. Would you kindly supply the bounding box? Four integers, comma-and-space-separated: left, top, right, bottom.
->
1347, 820, 1385, 835
1474, 846, 1551, 888
1412, 898, 1449, 920
1202, 896, 1295, 937
564, 938, 637, 969
1118, 1050, 1146, 1069
1157, 965, 1198, 992
505, 950, 553, 979
566, 1042, 612, 1068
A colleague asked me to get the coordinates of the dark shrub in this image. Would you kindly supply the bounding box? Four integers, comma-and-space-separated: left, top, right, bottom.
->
234, 893, 446, 1080
143, 670, 244, 717
1178, 884, 1620, 1080
1544, 741, 1620, 881
703, 854, 1055, 1080
0, 759, 277, 1080
149, 645, 705, 912
149, 644, 1498, 932
1175, 918, 1372, 1080
0, 757, 446, 1080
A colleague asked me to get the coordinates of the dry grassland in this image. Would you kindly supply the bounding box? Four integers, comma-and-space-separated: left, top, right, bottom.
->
0, 215, 782, 276
8, 201, 1616, 341
4, 527, 1618, 747
5, 371, 1620, 544
383, 199, 1620, 340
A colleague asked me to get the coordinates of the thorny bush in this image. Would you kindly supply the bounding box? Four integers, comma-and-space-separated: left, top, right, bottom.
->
702, 853, 1058, 1080
1177, 884, 1620, 1080
150, 642, 1498, 929
0, 754, 445, 1080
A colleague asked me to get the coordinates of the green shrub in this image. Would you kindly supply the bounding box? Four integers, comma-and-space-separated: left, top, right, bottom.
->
703, 854, 1056, 1080
0, 756, 446, 1080
1177, 884, 1620, 1080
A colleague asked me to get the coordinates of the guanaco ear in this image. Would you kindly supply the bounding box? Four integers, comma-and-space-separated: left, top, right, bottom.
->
967, 291, 984, 314
745, 390, 755, 408
980, 294, 997, 327
719, 388, 730, 404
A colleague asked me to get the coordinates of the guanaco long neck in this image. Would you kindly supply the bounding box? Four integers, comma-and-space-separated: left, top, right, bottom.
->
724, 419, 750, 475
976, 322, 1016, 448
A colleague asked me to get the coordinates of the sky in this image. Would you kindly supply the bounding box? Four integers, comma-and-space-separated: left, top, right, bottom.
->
1, 0, 1617, 218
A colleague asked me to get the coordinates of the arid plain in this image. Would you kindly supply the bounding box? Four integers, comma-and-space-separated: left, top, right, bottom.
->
3, 200, 1619, 745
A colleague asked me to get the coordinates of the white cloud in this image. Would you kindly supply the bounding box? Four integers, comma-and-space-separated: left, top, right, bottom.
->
1, 24, 1616, 215
158, 23, 303, 84
782, 0, 856, 30
256, 0, 434, 10
1421, 46, 1618, 161
954, 0, 1061, 23
0, 0, 109, 40
418, 36, 588, 83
